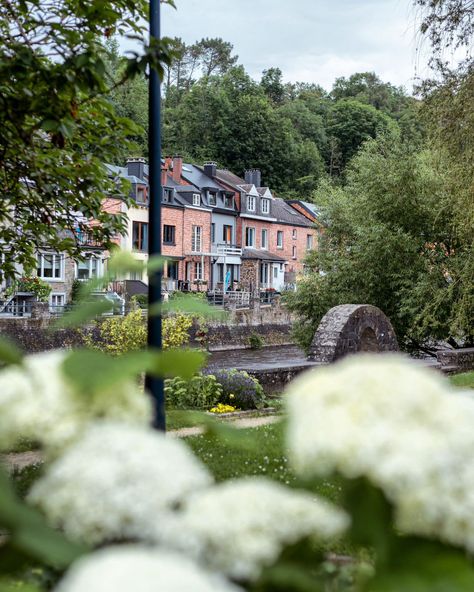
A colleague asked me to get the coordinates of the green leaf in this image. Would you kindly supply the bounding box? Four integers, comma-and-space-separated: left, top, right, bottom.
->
0, 469, 86, 573
145, 348, 206, 380
0, 337, 23, 367
54, 299, 113, 328
370, 538, 474, 591
341, 477, 396, 568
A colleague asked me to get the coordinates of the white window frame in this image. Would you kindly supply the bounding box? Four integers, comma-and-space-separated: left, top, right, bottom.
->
192, 226, 202, 252
261, 199, 270, 214
261, 228, 268, 249
292, 245, 297, 259
208, 192, 217, 206
245, 226, 255, 247
292, 228, 297, 239
194, 261, 203, 281
276, 231, 283, 249
75, 255, 102, 281
37, 253, 64, 281
306, 234, 314, 250
192, 193, 201, 206
50, 292, 66, 311
247, 195, 256, 212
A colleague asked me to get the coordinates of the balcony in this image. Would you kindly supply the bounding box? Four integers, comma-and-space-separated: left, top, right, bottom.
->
216, 243, 242, 257
75, 230, 104, 248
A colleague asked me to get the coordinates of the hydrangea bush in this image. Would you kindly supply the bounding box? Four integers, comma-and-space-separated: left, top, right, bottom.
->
3, 348, 474, 591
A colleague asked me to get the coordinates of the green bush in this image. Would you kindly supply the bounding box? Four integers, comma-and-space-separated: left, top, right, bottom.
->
131, 294, 148, 308
165, 373, 222, 409
247, 332, 264, 350
211, 369, 265, 410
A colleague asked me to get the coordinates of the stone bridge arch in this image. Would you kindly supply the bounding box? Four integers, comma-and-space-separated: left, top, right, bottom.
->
307, 304, 399, 363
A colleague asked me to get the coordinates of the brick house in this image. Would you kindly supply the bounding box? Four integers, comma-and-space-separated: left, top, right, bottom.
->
215, 168, 318, 293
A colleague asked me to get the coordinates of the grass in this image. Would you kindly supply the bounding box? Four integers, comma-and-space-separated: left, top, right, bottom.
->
450, 371, 474, 389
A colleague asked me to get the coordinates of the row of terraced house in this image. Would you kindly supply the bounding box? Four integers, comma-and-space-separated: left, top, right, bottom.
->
106, 157, 321, 302
0, 156, 321, 315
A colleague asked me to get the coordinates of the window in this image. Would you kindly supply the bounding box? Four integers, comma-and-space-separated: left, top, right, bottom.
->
162, 188, 173, 203
192, 226, 202, 252
211, 223, 216, 244
130, 270, 143, 281
76, 256, 101, 280
223, 225, 232, 244
194, 261, 203, 281
247, 195, 256, 212
132, 222, 148, 251
292, 229, 297, 239
273, 266, 278, 279
277, 231, 283, 249
292, 246, 297, 259
306, 234, 314, 250
37, 253, 63, 280
50, 293, 65, 311
261, 229, 268, 249
261, 199, 270, 214
245, 227, 255, 247
163, 225, 175, 245
136, 186, 146, 204
192, 193, 201, 206
224, 194, 234, 208
208, 192, 217, 206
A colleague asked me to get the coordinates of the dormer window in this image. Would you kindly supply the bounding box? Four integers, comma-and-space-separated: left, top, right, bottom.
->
136, 186, 146, 204
162, 188, 173, 203
247, 195, 256, 212
193, 193, 201, 206
261, 199, 270, 214
208, 192, 217, 206
224, 194, 234, 208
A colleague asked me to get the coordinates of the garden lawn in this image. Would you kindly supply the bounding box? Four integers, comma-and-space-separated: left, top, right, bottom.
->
450, 371, 474, 389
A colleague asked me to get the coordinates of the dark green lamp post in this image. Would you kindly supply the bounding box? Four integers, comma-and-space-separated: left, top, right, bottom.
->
146, 0, 166, 431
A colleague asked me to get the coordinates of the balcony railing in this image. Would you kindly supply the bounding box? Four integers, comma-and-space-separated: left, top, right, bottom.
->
75, 231, 104, 248
216, 244, 242, 256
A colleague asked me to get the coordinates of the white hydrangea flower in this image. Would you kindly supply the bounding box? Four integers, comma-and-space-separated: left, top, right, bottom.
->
0, 350, 151, 451
286, 354, 474, 551
157, 477, 349, 581
54, 546, 242, 592
29, 422, 212, 544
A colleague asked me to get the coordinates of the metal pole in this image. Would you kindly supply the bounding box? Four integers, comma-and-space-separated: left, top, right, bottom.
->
146, 0, 165, 431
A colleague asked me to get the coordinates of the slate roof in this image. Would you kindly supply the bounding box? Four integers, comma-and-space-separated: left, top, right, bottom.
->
242, 248, 287, 262
272, 199, 314, 227
182, 164, 224, 191
216, 169, 245, 188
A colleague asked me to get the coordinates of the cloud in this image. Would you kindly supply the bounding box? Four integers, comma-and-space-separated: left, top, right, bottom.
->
158, 0, 428, 91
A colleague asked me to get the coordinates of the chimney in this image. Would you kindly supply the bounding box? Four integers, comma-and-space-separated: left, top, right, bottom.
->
172, 155, 183, 183
252, 169, 261, 188
203, 161, 217, 178
126, 157, 146, 181
161, 166, 168, 187
244, 169, 254, 184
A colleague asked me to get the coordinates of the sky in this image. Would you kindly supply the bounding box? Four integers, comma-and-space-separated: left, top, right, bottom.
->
159, 0, 431, 93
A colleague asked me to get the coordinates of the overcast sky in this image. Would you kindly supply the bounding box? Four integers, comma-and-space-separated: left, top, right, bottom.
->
159, 0, 430, 93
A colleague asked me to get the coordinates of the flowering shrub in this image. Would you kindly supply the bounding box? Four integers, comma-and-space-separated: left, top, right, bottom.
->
209, 403, 237, 414
163, 313, 193, 349
55, 547, 241, 592
0, 350, 150, 453
157, 477, 348, 581
5, 348, 474, 591
5, 276, 52, 302
210, 369, 265, 410
29, 422, 212, 544
165, 374, 222, 409
85, 310, 193, 355
85, 308, 147, 355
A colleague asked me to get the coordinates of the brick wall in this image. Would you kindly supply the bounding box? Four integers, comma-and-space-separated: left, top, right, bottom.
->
182, 207, 212, 284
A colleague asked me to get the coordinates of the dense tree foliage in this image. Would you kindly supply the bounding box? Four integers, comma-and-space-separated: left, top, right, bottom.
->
0, 0, 173, 279
285, 137, 468, 350
107, 38, 420, 194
